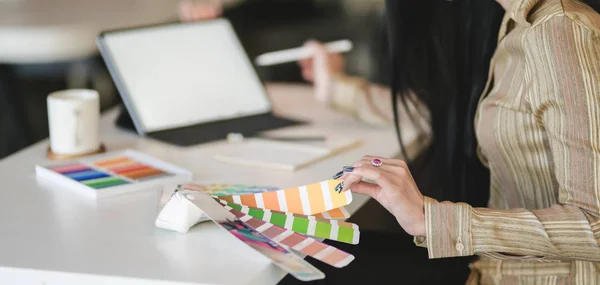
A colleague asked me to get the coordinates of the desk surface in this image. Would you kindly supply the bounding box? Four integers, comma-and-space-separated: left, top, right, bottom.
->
0, 0, 179, 63
0, 83, 418, 285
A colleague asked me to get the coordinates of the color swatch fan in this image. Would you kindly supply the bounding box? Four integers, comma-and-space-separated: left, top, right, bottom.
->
185, 179, 359, 244
161, 179, 360, 281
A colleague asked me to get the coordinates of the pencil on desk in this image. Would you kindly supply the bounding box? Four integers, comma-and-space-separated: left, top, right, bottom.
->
258, 135, 327, 142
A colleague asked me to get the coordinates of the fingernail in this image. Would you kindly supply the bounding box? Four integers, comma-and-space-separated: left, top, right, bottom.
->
334, 181, 344, 193
332, 170, 344, 180
343, 166, 354, 172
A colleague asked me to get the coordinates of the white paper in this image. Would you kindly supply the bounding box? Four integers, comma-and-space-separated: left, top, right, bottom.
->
214, 137, 362, 171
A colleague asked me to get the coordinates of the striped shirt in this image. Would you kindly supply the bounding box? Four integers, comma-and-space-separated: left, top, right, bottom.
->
327, 0, 600, 283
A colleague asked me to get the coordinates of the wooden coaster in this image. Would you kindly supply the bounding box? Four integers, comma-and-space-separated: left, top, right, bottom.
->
47, 144, 106, 160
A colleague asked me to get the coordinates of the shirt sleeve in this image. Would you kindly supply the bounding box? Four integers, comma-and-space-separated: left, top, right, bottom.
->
328, 74, 394, 125
414, 16, 600, 261
328, 74, 432, 158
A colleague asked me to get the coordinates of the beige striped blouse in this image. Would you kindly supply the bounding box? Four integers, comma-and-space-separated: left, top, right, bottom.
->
327, 0, 600, 283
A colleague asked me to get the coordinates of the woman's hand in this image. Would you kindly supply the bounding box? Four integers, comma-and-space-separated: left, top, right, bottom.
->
178, 0, 223, 22
335, 155, 426, 236
297, 41, 345, 102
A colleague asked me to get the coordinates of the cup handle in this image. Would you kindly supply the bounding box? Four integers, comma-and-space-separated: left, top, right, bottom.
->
74, 108, 80, 147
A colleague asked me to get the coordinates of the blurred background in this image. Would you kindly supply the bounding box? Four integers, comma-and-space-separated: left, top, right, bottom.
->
0, 2, 478, 283
0, 0, 390, 159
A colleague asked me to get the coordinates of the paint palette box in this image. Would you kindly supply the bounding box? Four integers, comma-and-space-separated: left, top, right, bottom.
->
36, 149, 193, 198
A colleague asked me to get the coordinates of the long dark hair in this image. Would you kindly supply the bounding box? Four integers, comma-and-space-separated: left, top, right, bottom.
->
383, 0, 502, 206
385, 0, 600, 206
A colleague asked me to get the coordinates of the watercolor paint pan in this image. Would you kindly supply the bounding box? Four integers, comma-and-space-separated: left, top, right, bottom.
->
92, 156, 173, 181
82, 176, 130, 188
48, 163, 130, 189
35, 149, 193, 198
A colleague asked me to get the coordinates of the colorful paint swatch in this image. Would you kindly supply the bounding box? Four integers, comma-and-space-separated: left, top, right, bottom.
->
93, 156, 171, 181
51, 164, 90, 174
184, 183, 280, 196
50, 164, 130, 189
82, 176, 129, 188
216, 179, 352, 216
220, 200, 359, 244
223, 205, 355, 268
184, 182, 350, 217
314, 207, 350, 220
191, 191, 325, 281
92, 156, 131, 167
66, 170, 109, 181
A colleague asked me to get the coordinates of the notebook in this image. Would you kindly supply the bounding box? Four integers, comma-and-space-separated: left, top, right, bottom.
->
213, 136, 363, 171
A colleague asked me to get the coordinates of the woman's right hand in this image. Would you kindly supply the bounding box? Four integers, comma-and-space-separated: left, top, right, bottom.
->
297, 41, 345, 103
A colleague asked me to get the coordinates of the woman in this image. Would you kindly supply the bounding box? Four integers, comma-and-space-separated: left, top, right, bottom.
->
301, 0, 600, 283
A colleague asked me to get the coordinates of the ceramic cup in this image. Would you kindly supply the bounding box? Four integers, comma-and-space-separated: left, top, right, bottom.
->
47, 89, 100, 156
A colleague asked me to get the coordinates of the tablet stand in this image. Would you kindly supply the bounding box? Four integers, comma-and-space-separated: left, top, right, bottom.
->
115, 105, 137, 132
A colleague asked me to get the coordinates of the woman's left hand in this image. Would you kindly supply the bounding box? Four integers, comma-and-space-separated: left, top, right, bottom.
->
337, 155, 426, 236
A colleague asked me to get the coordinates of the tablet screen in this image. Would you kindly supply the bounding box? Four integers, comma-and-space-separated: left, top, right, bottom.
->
99, 19, 272, 133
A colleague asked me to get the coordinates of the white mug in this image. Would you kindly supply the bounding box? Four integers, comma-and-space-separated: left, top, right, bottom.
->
47, 89, 100, 156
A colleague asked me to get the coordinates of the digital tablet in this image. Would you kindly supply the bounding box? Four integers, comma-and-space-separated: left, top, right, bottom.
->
97, 18, 301, 146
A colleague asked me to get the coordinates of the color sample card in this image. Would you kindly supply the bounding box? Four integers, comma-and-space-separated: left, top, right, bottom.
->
185, 181, 352, 216
221, 200, 359, 244
190, 192, 325, 281
224, 206, 355, 268
216, 179, 352, 216
219, 219, 325, 280
92, 156, 172, 181
184, 183, 280, 196
49, 164, 129, 189
314, 207, 350, 220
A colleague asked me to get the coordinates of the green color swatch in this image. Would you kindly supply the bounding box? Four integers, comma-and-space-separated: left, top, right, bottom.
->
225, 202, 358, 244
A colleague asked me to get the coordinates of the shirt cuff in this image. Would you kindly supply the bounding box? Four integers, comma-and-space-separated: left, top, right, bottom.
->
423, 196, 474, 258
328, 74, 368, 116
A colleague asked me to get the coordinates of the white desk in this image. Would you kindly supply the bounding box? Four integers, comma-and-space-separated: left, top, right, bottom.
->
0, 83, 422, 285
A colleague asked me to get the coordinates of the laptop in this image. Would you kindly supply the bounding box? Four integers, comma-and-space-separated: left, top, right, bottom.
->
97, 19, 302, 147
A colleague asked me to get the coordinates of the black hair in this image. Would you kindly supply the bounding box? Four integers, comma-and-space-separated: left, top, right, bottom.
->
385, 0, 600, 206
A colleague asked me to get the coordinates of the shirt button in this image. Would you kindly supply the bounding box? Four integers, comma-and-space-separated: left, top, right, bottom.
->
455, 236, 464, 252
455, 242, 465, 252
